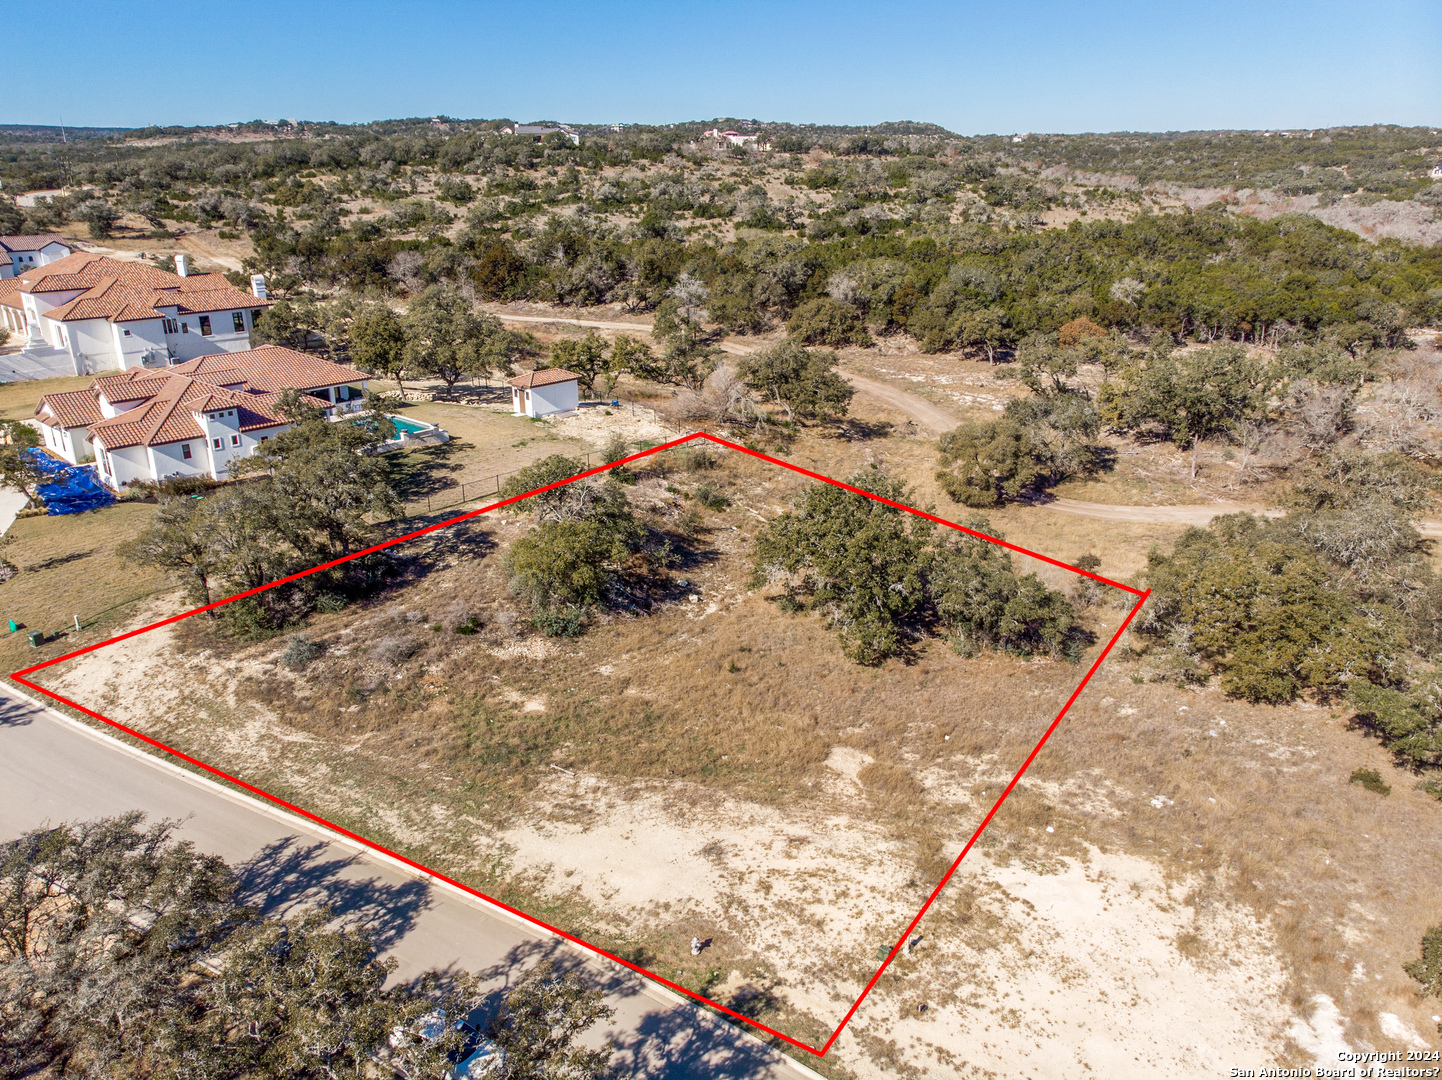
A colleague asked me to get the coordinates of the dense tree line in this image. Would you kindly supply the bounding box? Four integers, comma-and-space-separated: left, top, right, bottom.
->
1138, 451, 1442, 711
2, 120, 1436, 359
118, 399, 402, 633
0, 814, 613, 1079
752, 469, 1087, 665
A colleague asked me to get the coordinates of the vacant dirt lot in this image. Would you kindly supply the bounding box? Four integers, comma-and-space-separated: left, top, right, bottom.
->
24, 431, 1442, 1077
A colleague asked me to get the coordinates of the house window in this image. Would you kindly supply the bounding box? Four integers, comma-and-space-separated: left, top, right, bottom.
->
250, 309, 262, 326
230, 434, 240, 446
199, 316, 212, 336
182, 444, 192, 459
232, 312, 245, 332
163, 318, 178, 334
123, 328, 131, 336
213, 438, 222, 449
181, 322, 189, 334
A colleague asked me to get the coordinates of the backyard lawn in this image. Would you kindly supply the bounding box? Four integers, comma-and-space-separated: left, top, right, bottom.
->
0, 501, 169, 675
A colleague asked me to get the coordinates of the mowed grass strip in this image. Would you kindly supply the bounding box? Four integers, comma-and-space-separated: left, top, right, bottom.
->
0, 502, 168, 672
0, 374, 94, 422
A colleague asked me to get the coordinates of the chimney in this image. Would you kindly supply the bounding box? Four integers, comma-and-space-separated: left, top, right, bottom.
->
174, 253, 188, 277
250, 274, 267, 300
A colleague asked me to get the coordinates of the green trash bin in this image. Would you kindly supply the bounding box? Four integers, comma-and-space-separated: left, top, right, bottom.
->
27, 630, 42, 648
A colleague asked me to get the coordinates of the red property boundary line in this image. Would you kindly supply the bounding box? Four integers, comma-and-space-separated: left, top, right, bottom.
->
12, 431, 1149, 1059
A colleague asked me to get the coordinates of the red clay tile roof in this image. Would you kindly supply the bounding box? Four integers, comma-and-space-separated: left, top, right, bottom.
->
38, 345, 364, 451
15, 252, 268, 324
89, 368, 174, 403
85, 375, 291, 450
168, 345, 362, 393
509, 367, 581, 389
0, 235, 69, 253
0, 278, 22, 310
35, 389, 102, 430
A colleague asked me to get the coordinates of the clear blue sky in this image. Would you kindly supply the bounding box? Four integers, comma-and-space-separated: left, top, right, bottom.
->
12, 0, 1439, 133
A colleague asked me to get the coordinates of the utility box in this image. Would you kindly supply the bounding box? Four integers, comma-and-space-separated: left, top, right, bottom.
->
27, 630, 42, 647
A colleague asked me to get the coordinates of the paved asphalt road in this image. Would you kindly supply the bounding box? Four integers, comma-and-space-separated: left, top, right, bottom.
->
0, 687, 820, 1080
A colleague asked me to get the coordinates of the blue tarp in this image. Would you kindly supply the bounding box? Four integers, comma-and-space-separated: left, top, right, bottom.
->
25, 449, 116, 515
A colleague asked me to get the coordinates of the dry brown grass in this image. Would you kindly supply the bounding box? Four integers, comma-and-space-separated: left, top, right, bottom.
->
0, 501, 166, 674
31, 423, 1442, 1059
0, 373, 93, 422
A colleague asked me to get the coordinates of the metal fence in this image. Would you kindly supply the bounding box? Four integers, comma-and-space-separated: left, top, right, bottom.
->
394, 401, 694, 520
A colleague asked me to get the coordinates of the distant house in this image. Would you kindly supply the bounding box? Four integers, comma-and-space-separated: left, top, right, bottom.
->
507, 124, 580, 146
509, 368, 579, 418
33, 344, 368, 487
0, 251, 269, 377
1432, 162, 1442, 180
0, 234, 71, 279
703, 129, 766, 149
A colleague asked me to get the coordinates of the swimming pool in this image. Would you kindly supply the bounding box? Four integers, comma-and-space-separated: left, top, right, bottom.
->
388, 415, 432, 435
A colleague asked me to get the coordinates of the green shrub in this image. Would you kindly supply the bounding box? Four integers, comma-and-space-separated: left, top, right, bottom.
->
279, 633, 323, 670
1347, 679, 1442, 768
1405, 925, 1442, 998
533, 609, 585, 638
156, 474, 220, 498
786, 297, 872, 348
694, 481, 730, 510
677, 446, 718, 471
1348, 767, 1391, 796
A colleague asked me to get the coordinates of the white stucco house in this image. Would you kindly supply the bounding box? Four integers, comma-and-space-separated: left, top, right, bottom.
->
33, 344, 369, 487
0, 234, 72, 279
0, 251, 269, 377
509, 368, 580, 418
507, 123, 579, 145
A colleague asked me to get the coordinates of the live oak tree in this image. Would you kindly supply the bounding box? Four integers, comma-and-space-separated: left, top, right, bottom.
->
737, 341, 855, 422
785, 296, 872, 348
252, 294, 329, 353
402, 284, 516, 387
752, 471, 930, 664
348, 303, 407, 382
122, 411, 400, 629
1139, 514, 1403, 703
550, 331, 612, 395
487, 962, 615, 1080
0, 813, 242, 1078
0, 424, 47, 507
930, 520, 1087, 660
752, 470, 1081, 665
505, 479, 647, 633
116, 497, 223, 608
1098, 343, 1277, 478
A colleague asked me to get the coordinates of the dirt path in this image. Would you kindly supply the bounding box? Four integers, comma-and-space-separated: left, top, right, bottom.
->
482, 309, 1442, 535
489, 311, 654, 333
838, 371, 960, 434
1043, 497, 1278, 526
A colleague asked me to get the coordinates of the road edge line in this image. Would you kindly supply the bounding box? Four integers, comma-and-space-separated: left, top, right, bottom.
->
6, 684, 827, 1080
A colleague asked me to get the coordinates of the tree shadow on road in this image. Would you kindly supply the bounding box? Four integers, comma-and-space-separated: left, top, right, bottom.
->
414, 936, 795, 1079
0, 695, 37, 727
606, 994, 804, 1080
234, 836, 433, 952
